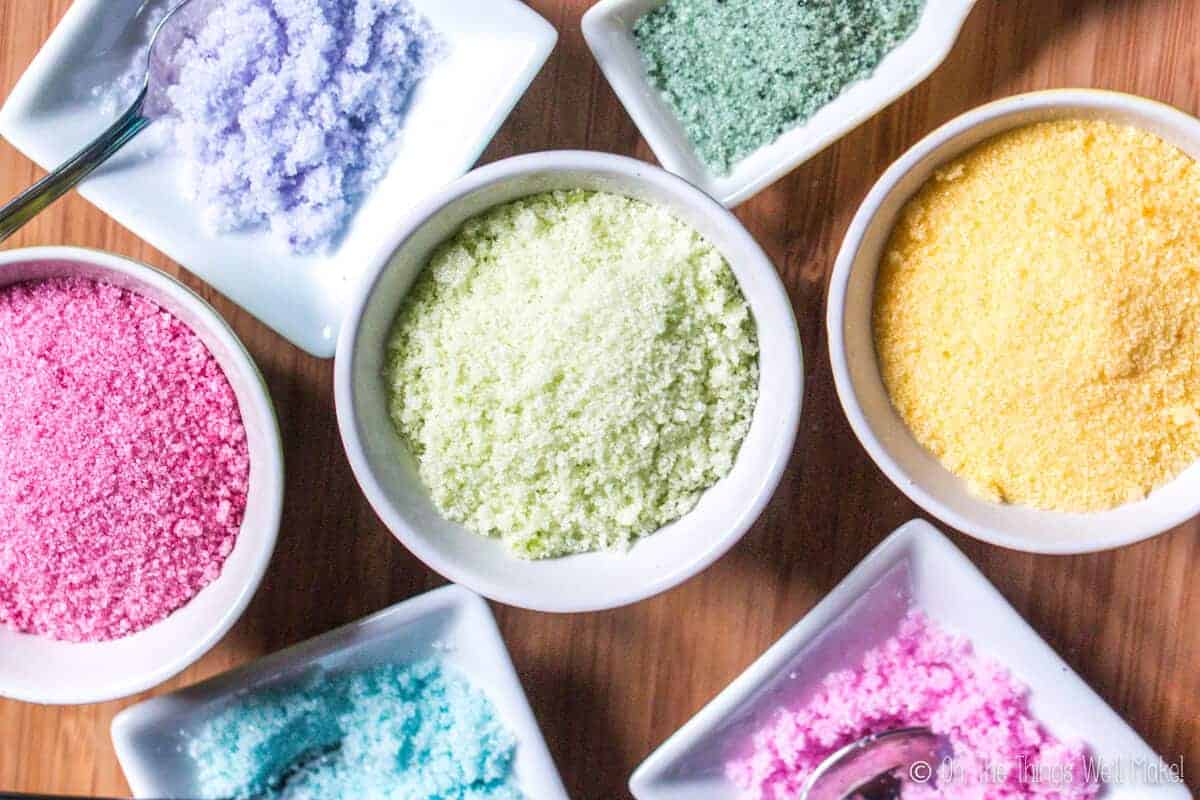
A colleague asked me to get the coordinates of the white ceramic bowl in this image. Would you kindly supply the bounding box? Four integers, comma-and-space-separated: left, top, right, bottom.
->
0, 0, 557, 356
582, 0, 978, 208
112, 585, 569, 800
828, 90, 1200, 554
630, 520, 1191, 800
336, 151, 802, 613
0, 247, 284, 704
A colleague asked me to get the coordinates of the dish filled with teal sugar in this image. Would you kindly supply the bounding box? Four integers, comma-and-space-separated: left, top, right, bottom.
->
633, 0, 925, 174
188, 660, 522, 799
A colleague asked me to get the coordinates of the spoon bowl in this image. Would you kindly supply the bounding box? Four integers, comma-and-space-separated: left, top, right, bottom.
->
0, 0, 203, 241
800, 727, 944, 800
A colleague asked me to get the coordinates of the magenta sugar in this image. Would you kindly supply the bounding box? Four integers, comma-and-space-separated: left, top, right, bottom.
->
0, 277, 249, 642
727, 612, 1101, 799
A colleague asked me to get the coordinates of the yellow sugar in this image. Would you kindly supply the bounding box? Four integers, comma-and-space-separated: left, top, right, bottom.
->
873, 119, 1200, 512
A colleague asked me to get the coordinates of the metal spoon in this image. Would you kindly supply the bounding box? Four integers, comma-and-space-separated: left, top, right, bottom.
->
799, 727, 945, 800
0, 0, 201, 243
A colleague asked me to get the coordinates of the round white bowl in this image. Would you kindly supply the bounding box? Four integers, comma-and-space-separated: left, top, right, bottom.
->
336, 151, 803, 612
0, 247, 284, 704
828, 89, 1200, 554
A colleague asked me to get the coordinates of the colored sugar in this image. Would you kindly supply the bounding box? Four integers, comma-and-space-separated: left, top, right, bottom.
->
727, 612, 1099, 800
633, 0, 924, 174
0, 277, 248, 642
103, 0, 440, 253
874, 119, 1200, 511
384, 190, 759, 559
190, 660, 522, 800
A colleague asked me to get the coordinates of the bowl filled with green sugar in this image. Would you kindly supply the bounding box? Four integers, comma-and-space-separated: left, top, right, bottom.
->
336, 151, 802, 612
583, 0, 978, 206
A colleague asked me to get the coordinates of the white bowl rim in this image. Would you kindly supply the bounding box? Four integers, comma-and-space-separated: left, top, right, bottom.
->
828, 88, 1200, 555
0, 246, 284, 704
335, 150, 803, 612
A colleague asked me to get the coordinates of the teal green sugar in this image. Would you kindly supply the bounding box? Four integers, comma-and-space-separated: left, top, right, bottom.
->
189, 661, 522, 800
633, 0, 925, 174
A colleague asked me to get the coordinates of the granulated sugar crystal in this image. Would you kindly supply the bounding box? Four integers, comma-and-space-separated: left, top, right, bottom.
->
727, 613, 1100, 800
190, 660, 522, 800
875, 119, 1200, 511
164, 0, 440, 252
0, 277, 249, 642
385, 190, 759, 560
103, 0, 441, 253
634, 0, 923, 174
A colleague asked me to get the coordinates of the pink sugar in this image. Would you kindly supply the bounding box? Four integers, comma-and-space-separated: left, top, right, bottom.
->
0, 277, 249, 642
727, 613, 1101, 800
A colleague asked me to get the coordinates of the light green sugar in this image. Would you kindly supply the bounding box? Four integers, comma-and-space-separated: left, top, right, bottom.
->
385, 190, 759, 559
633, 0, 925, 174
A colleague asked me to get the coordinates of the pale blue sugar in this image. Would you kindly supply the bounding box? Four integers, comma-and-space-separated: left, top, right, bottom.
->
124, 0, 442, 253
189, 660, 523, 800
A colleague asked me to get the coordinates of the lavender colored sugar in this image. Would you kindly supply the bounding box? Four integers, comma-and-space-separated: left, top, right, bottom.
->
148, 0, 440, 252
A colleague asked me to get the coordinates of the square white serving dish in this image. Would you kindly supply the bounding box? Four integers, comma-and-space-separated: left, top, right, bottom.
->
630, 520, 1192, 800
0, 0, 557, 357
111, 584, 569, 800
582, 0, 978, 208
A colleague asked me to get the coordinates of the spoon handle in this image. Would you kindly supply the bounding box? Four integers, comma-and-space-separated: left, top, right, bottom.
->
0, 89, 150, 243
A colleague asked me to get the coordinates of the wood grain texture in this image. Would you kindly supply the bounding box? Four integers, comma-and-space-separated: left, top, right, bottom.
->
0, 1, 1197, 797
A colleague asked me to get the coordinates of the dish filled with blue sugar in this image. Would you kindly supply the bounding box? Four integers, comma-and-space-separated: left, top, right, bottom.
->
188, 660, 523, 799
109, 0, 442, 253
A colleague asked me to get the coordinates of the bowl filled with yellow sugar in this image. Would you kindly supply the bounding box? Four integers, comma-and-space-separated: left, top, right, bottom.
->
336, 151, 802, 611
829, 89, 1200, 554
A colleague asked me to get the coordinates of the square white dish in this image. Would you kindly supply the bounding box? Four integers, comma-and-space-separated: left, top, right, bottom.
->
0, 0, 557, 357
582, 0, 977, 208
111, 584, 570, 800
630, 519, 1192, 800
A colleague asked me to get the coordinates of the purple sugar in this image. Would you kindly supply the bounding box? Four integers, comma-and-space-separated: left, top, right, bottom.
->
166, 0, 440, 252
134, 0, 440, 252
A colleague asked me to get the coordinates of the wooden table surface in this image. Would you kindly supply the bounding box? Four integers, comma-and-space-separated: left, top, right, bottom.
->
1, 1, 1197, 797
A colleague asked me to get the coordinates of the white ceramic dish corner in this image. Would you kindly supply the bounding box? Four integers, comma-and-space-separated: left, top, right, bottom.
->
335, 151, 803, 613
828, 89, 1200, 555
0, 0, 557, 357
0, 246, 283, 705
111, 584, 570, 800
582, 0, 979, 208
630, 519, 1192, 800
